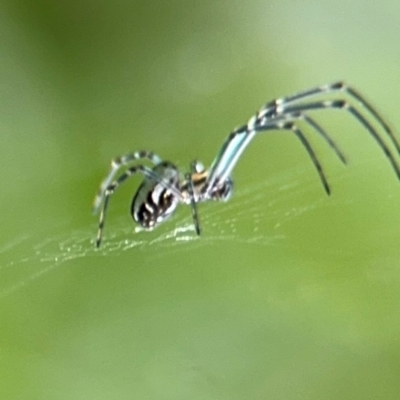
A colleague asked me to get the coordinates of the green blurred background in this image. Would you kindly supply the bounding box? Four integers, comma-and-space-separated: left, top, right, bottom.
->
1, 1, 400, 399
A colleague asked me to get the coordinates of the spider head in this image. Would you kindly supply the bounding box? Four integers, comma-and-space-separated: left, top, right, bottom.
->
210, 177, 233, 202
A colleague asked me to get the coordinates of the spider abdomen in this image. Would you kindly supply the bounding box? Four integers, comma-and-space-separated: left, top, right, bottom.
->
131, 162, 180, 229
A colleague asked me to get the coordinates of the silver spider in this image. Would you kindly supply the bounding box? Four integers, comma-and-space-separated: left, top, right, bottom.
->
93, 81, 400, 247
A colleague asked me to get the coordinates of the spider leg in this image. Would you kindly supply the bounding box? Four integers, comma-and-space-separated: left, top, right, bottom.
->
95, 164, 183, 248
296, 114, 347, 164
185, 161, 201, 235
255, 122, 331, 194
92, 151, 162, 213
203, 126, 256, 196
204, 84, 398, 197
204, 112, 344, 196
346, 85, 400, 154
272, 100, 400, 181
259, 81, 400, 155
257, 112, 347, 164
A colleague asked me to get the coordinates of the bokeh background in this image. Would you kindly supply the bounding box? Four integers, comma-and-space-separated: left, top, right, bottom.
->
1, 1, 400, 399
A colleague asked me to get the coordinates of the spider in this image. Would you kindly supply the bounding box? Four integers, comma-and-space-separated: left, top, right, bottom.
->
92, 81, 400, 248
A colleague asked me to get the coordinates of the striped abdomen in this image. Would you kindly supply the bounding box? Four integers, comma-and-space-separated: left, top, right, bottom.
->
131, 162, 180, 229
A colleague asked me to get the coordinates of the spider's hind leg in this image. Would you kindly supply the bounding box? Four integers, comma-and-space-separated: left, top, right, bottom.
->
92, 151, 163, 213
95, 163, 181, 248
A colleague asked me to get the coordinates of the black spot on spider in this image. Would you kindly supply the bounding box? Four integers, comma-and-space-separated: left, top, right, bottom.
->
136, 204, 153, 227
331, 81, 345, 90
159, 161, 174, 169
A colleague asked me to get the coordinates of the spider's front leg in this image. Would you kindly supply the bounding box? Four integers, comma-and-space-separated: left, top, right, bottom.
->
256, 83, 400, 180
273, 100, 400, 181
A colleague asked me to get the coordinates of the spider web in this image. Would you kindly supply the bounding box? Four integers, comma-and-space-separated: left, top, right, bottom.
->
0, 164, 360, 300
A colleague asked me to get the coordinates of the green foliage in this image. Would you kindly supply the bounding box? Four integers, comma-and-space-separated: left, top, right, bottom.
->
1, 1, 400, 399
